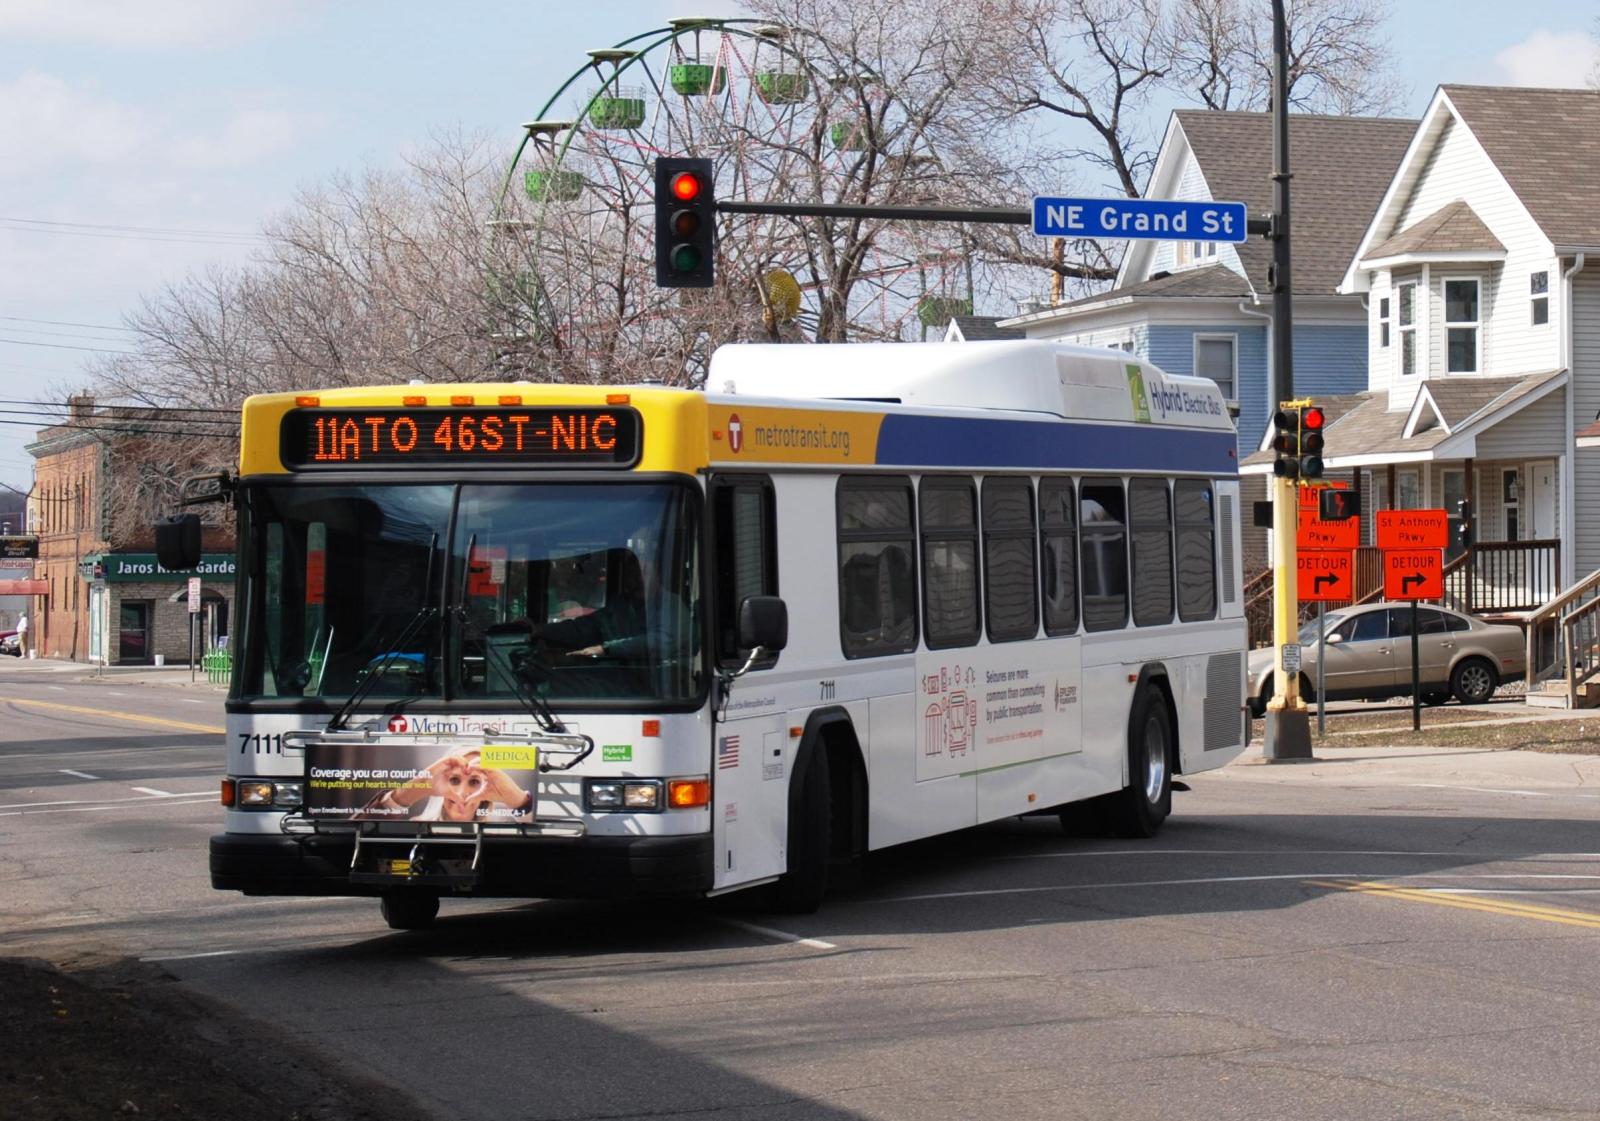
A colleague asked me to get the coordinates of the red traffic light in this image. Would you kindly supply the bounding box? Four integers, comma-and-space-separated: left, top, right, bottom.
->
670, 172, 702, 202
1303, 406, 1325, 430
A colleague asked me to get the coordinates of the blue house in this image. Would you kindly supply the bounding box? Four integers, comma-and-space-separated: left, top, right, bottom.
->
1000, 110, 1415, 569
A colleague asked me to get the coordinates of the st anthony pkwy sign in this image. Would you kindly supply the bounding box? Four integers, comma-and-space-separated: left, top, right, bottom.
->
1032, 196, 1248, 243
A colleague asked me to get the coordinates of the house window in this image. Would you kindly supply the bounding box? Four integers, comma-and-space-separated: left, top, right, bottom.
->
1396, 469, 1422, 510
1193, 334, 1236, 401
1397, 282, 1417, 375
1531, 271, 1549, 326
1378, 296, 1390, 348
1503, 468, 1521, 543
1444, 278, 1480, 373
1443, 468, 1466, 562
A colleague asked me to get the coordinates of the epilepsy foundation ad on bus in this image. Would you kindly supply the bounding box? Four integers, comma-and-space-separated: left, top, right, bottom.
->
304, 742, 539, 823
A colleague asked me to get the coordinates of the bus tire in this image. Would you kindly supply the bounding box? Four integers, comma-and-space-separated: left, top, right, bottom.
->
1107, 687, 1173, 839
770, 743, 832, 914
380, 892, 439, 931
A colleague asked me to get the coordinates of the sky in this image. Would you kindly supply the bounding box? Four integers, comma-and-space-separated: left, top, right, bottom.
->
1, 0, 1596, 495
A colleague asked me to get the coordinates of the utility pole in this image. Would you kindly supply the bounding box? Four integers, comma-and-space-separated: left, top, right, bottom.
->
1261, 0, 1313, 761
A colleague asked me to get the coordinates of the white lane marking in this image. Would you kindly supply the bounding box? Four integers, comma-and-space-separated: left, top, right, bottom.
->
58, 769, 100, 780
141, 950, 240, 962
182, 699, 208, 705
106, 691, 130, 697
720, 917, 836, 950
46, 685, 65, 691
0, 745, 216, 761
131, 785, 172, 797
1404, 783, 1597, 799
0, 789, 212, 818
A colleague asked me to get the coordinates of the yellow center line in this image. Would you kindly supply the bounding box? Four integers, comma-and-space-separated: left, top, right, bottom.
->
1308, 879, 1600, 930
1, 697, 224, 735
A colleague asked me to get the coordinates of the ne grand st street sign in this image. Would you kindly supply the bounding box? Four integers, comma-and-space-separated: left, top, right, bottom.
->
1032, 196, 1249, 243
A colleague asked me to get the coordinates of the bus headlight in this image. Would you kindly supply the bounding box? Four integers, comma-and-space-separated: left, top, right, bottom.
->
235, 780, 304, 808
237, 781, 275, 806
585, 779, 662, 813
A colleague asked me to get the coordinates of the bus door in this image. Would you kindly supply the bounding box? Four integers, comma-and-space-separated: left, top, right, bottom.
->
709, 475, 788, 890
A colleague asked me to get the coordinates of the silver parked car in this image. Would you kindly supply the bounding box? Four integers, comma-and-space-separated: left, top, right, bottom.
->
1248, 602, 1525, 715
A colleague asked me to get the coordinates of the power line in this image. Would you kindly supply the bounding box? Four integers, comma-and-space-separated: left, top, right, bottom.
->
0, 216, 268, 241
0, 315, 135, 333
0, 398, 242, 417
0, 337, 137, 355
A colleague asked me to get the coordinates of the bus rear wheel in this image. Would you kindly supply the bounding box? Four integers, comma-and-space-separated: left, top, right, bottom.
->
1105, 688, 1173, 838
380, 892, 439, 931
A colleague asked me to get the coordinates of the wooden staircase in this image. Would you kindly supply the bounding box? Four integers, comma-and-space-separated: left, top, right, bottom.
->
1521, 568, 1600, 709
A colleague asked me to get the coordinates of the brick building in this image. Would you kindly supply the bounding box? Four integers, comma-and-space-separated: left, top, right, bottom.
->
25, 396, 235, 664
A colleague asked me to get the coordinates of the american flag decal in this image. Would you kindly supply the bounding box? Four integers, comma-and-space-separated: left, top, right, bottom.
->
718, 735, 741, 769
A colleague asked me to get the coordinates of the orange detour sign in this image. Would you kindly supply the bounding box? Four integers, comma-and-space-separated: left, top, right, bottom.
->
1383, 548, 1443, 599
1376, 509, 1449, 550
1297, 550, 1354, 602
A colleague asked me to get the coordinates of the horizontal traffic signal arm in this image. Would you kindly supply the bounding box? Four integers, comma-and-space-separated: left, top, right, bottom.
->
717, 198, 1277, 234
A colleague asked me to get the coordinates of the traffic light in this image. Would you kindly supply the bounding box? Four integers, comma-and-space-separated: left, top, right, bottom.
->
1271, 407, 1302, 478
1271, 403, 1326, 479
1456, 499, 1474, 549
655, 157, 715, 288
1299, 405, 1325, 479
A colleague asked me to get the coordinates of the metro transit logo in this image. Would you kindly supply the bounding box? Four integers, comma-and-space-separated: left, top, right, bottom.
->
728, 412, 743, 453
387, 715, 409, 733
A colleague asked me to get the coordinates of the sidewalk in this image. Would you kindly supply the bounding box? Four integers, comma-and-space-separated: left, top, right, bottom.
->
0, 655, 227, 691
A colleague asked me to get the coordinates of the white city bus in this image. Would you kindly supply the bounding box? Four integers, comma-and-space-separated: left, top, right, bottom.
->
198, 341, 1247, 929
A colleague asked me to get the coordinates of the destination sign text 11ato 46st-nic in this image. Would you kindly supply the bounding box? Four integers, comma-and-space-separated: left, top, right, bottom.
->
281, 407, 641, 468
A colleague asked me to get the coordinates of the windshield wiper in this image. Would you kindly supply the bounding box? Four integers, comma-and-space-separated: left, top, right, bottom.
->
455, 610, 566, 734
325, 531, 439, 731
324, 605, 438, 731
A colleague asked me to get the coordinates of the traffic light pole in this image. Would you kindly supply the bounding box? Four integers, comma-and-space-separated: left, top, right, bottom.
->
1262, 0, 1313, 761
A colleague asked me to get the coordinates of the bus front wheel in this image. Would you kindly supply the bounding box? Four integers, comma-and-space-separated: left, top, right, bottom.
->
1106, 687, 1173, 838
380, 892, 439, 931
770, 745, 832, 914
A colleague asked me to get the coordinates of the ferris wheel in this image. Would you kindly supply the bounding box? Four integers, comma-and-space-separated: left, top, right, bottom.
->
490, 17, 975, 384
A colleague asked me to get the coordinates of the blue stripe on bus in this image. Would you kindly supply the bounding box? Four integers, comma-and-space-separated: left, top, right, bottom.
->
874, 415, 1237, 474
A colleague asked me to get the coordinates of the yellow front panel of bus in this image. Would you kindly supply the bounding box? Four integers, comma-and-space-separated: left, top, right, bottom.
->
238, 384, 712, 477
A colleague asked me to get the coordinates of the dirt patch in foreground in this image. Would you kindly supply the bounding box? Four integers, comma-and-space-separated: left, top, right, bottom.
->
0, 955, 432, 1121
1323, 718, 1600, 753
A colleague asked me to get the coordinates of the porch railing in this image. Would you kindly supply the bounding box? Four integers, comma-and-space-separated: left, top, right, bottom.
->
1561, 594, 1600, 705
1524, 566, 1600, 689
1444, 539, 1560, 615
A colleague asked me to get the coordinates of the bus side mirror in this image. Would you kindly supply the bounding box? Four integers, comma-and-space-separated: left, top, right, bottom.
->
155, 514, 202, 571
737, 595, 788, 653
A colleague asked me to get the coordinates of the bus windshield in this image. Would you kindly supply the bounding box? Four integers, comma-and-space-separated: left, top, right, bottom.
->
239, 481, 702, 708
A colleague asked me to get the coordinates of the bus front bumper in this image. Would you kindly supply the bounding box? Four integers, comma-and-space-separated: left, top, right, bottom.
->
210, 831, 713, 899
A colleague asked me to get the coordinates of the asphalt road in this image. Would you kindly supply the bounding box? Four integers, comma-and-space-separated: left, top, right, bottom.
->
4, 665, 1600, 1120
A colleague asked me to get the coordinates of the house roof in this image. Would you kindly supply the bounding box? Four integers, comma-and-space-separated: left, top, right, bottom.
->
945, 315, 1023, 341
1361, 199, 1505, 261
1048, 263, 1251, 312
1172, 110, 1417, 293
1242, 370, 1565, 469
1442, 85, 1600, 249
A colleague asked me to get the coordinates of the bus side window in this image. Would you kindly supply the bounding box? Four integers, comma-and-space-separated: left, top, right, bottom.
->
1080, 479, 1128, 631
711, 476, 778, 667
1174, 479, 1216, 622
920, 476, 980, 649
1039, 477, 1078, 635
837, 477, 918, 658
1129, 478, 1174, 627
982, 476, 1038, 642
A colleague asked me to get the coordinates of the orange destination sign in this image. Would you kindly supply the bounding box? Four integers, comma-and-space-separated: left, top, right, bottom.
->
1297, 507, 1358, 551
1376, 509, 1449, 550
1383, 548, 1444, 599
1297, 550, 1354, 603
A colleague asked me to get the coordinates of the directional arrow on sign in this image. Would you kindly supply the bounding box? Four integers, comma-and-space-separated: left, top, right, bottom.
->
1313, 574, 1337, 594
1401, 573, 1424, 594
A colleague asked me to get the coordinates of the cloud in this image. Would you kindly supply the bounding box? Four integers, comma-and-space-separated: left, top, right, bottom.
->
0, 73, 156, 173
0, 0, 306, 49
1493, 29, 1600, 89
170, 109, 308, 169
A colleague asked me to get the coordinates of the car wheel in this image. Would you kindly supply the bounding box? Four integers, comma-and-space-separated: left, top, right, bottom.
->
1450, 657, 1497, 705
